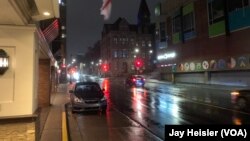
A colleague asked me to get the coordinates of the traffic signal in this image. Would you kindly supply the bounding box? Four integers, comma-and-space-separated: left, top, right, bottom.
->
136, 60, 141, 66
102, 63, 109, 72
134, 58, 143, 68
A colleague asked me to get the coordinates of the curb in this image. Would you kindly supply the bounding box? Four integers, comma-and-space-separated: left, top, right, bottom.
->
62, 103, 71, 141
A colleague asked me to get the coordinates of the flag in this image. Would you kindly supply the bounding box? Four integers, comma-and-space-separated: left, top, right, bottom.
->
100, 0, 112, 20
43, 19, 59, 43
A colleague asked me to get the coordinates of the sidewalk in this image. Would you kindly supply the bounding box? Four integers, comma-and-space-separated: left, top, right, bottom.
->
40, 84, 69, 141
146, 78, 248, 90
142, 72, 248, 91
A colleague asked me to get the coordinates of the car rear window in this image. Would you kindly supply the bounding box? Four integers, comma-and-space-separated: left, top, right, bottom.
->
135, 75, 143, 79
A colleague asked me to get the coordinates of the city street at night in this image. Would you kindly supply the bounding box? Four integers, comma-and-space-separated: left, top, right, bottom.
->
1, 0, 250, 140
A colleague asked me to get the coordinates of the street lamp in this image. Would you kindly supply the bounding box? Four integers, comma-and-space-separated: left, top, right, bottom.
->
0, 49, 9, 75
134, 48, 139, 53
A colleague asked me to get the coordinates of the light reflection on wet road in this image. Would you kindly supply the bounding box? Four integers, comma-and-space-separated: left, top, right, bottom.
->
101, 78, 250, 139
69, 76, 250, 140
68, 77, 162, 141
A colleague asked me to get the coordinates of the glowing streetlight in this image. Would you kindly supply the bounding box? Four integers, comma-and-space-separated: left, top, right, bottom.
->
134, 48, 139, 53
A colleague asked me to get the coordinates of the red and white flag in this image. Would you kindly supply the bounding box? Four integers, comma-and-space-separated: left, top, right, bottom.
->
100, 0, 112, 20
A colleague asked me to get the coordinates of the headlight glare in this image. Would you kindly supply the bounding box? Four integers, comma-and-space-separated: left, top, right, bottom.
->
74, 97, 83, 103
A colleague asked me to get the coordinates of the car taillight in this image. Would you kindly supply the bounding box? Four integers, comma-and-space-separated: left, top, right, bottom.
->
132, 78, 136, 82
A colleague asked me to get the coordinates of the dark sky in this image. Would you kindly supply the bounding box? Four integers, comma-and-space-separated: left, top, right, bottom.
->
66, 0, 161, 61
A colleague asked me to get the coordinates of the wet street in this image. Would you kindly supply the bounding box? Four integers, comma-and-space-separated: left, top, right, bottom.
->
67, 76, 250, 140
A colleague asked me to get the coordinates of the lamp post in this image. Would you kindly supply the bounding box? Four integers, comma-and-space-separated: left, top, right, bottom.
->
0, 49, 9, 75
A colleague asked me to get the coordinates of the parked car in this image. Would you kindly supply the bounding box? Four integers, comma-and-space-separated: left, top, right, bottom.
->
231, 89, 250, 110
69, 82, 107, 113
125, 75, 145, 87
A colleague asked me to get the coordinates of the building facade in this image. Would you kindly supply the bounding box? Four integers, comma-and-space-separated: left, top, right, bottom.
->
100, 0, 155, 77
0, 0, 62, 140
100, 18, 155, 76
156, 0, 250, 86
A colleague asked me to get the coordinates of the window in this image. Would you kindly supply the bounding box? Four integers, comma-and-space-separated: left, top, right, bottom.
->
208, 0, 224, 25
228, 0, 250, 31
142, 41, 145, 46
160, 22, 166, 42
207, 0, 226, 36
183, 12, 195, 33
118, 50, 123, 58
155, 28, 160, 39
173, 14, 181, 33
122, 50, 128, 58
172, 11, 182, 44
114, 51, 117, 58
148, 41, 152, 47
229, 0, 249, 12
182, 3, 196, 40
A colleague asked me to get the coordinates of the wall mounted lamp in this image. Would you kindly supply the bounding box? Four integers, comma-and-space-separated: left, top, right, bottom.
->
0, 49, 9, 75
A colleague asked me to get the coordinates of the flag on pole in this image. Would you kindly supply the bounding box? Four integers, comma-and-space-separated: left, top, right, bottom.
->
100, 0, 112, 20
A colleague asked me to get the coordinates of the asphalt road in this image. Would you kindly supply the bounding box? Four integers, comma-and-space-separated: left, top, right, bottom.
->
67, 76, 250, 140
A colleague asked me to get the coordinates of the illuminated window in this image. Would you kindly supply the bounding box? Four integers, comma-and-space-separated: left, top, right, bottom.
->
114, 51, 117, 58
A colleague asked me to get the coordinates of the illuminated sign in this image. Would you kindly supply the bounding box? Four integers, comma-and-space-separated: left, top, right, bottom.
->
157, 52, 176, 60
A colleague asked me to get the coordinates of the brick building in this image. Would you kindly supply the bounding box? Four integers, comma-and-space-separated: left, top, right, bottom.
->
156, 0, 250, 86
100, 0, 156, 76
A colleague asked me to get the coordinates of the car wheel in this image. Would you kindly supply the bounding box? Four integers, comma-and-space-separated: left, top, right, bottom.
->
237, 97, 247, 110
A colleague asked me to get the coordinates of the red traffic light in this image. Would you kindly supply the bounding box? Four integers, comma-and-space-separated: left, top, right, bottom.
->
134, 58, 143, 68
102, 63, 109, 72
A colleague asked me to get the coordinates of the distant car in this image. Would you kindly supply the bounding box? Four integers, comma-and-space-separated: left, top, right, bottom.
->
125, 75, 145, 87
231, 89, 250, 110
69, 82, 107, 113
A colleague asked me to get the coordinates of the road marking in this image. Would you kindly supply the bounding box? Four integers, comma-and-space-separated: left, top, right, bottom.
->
62, 112, 68, 141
